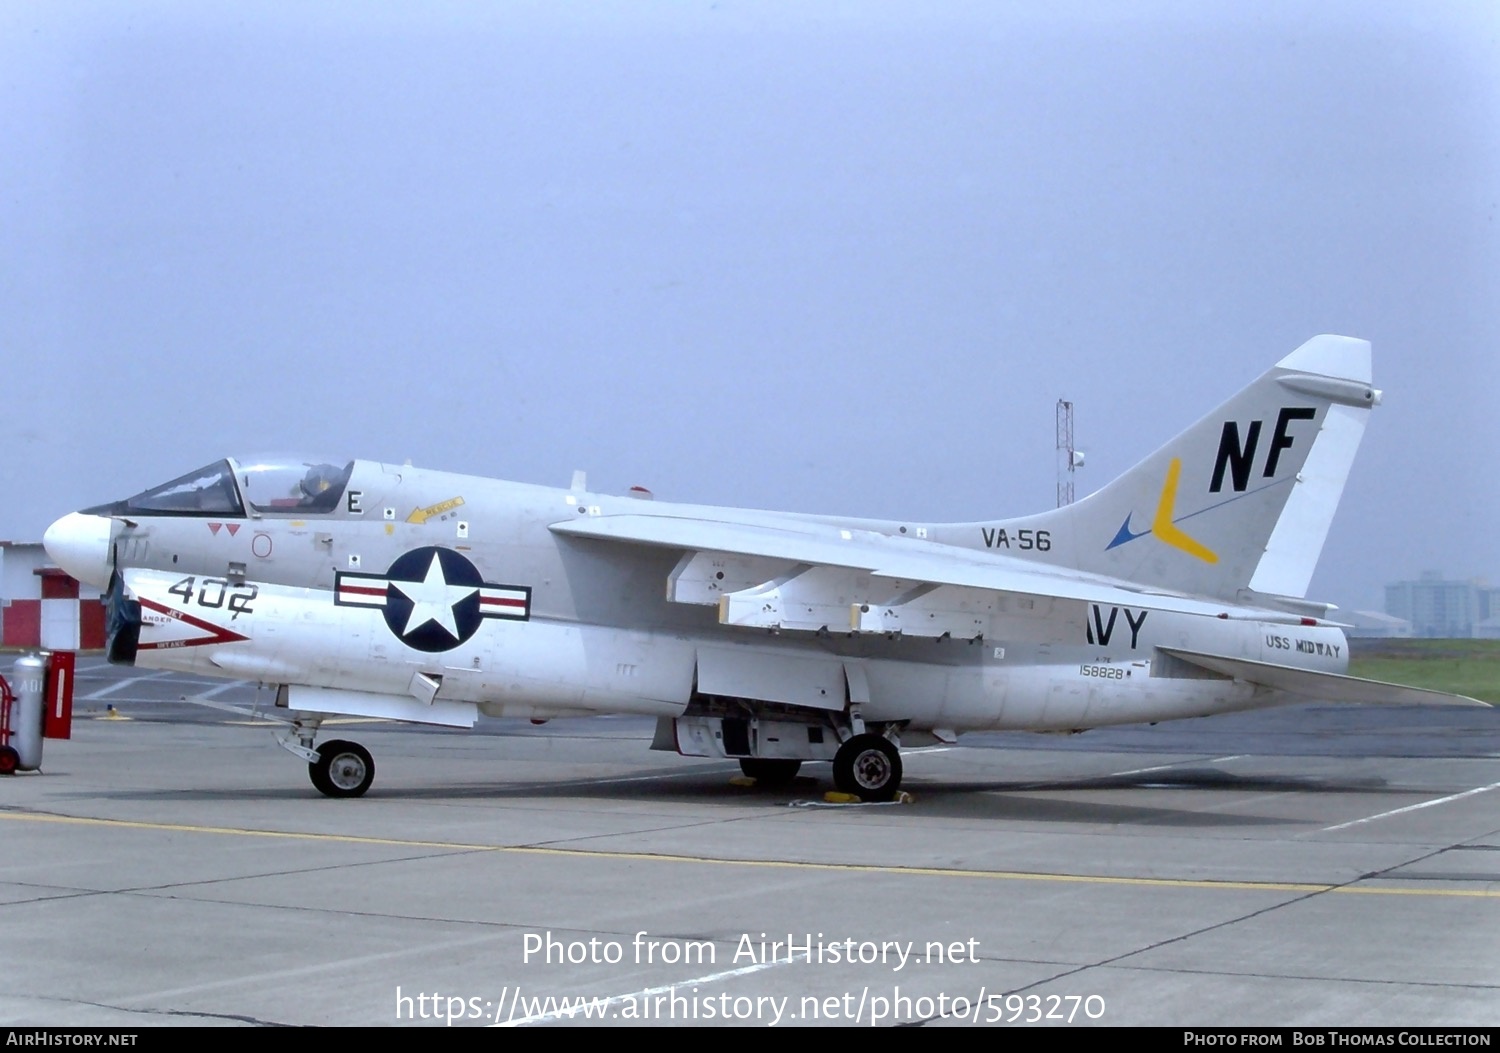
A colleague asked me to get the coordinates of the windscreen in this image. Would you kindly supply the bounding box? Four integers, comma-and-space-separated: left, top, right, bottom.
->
83, 460, 245, 517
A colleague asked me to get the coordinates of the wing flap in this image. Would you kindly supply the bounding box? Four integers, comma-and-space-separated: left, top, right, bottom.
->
1159, 648, 1489, 708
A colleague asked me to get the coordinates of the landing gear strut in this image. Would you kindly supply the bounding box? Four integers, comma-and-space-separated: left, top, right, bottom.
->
309, 739, 375, 798
833, 733, 902, 802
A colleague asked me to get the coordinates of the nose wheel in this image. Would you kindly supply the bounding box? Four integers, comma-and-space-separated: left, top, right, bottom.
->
309, 740, 374, 798
833, 734, 902, 802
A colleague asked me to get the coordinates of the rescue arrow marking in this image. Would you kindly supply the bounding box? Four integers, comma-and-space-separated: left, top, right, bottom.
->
406, 496, 466, 524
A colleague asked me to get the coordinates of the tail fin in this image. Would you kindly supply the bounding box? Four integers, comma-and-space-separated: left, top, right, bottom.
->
942, 335, 1378, 602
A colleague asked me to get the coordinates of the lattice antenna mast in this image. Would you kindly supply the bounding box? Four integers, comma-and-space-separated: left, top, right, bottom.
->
1056, 399, 1077, 507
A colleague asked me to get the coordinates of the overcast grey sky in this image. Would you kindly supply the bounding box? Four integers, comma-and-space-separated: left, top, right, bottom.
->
3, 1, 1496, 612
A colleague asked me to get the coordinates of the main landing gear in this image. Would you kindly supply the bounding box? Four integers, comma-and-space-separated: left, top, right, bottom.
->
738, 758, 802, 786
832, 733, 902, 803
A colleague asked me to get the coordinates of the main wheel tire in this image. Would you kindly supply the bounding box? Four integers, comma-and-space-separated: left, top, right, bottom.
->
0, 745, 19, 775
832, 734, 902, 802
310, 740, 374, 798
738, 758, 802, 786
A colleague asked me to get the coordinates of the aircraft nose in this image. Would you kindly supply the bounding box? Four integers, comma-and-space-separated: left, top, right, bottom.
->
43, 512, 115, 589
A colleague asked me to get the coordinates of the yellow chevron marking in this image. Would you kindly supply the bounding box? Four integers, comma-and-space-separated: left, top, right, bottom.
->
1152, 458, 1218, 564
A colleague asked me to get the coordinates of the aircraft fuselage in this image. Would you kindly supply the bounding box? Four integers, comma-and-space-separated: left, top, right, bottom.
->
55, 458, 1346, 736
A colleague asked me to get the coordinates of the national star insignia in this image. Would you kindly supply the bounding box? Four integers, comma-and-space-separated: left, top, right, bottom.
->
390, 552, 478, 640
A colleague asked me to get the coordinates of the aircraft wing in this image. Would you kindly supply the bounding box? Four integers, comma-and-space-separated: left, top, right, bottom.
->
1160, 648, 1490, 708
550, 513, 1309, 636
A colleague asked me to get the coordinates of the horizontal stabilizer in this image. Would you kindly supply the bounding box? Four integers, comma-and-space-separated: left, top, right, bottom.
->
1159, 648, 1489, 708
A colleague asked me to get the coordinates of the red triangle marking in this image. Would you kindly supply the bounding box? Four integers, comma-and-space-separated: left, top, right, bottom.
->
226, 523, 240, 536
208, 522, 222, 535
137, 598, 251, 648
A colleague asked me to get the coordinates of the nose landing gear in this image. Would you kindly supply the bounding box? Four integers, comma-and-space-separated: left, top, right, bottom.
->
309, 739, 375, 798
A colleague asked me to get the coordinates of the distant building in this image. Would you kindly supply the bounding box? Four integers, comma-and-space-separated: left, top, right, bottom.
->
0, 541, 106, 649
1384, 571, 1500, 639
1343, 610, 1412, 638
1476, 617, 1500, 640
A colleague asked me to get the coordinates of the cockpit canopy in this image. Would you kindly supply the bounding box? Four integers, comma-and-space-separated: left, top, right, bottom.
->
83, 458, 355, 518
236, 458, 353, 513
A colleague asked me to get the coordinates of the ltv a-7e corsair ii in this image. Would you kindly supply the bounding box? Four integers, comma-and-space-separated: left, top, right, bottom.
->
44, 336, 1484, 800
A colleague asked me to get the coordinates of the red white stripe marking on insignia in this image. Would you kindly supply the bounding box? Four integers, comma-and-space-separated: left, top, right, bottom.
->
336, 579, 389, 607
479, 586, 530, 618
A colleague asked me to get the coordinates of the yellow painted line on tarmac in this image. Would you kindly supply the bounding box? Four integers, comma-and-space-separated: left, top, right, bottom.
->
2, 810, 1497, 898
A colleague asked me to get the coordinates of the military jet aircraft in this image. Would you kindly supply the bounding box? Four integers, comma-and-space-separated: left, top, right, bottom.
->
42, 335, 1484, 800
